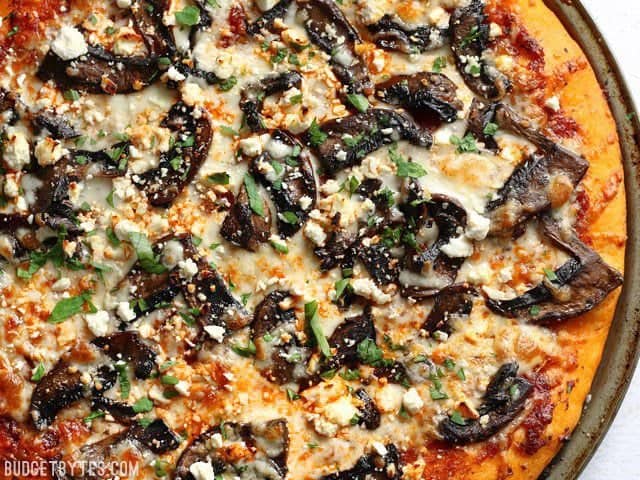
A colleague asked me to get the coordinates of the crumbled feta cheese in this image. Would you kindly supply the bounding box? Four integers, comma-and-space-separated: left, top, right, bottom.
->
114, 219, 141, 241
116, 0, 132, 8
239, 134, 268, 157
323, 396, 359, 426
162, 240, 184, 269
371, 441, 388, 456
51, 277, 71, 292
3, 175, 20, 198
85, 310, 111, 337
189, 461, 215, 480
545, 96, 561, 112
113, 177, 137, 201
51, 26, 88, 60
256, 0, 278, 11
178, 258, 198, 280
402, 388, 424, 414
181, 81, 203, 107
1, 127, 31, 171
204, 325, 226, 343
34, 137, 68, 166
310, 415, 339, 437
175, 380, 190, 396
265, 138, 294, 159
440, 235, 474, 258
116, 301, 136, 322
465, 211, 490, 241
303, 221, 327, 246
166, 66, 186, 82
298, 195, 312, 211
351, 278, 393, 304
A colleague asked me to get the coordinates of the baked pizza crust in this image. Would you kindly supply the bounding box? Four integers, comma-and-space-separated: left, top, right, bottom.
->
0, 0, 627, 479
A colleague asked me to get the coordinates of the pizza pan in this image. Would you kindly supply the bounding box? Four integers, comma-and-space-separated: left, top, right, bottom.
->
540, 1, 640, 478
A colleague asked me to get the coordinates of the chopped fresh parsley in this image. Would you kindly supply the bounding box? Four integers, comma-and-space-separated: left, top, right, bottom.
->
218, 76, 237, 92
483, 122, 499, 136
543, 267, 558, 282
47, 291, 96, 324
115, 362, 130, 399
31, 363, 46, 382
132, 397, 154, 413
357, 338, 383, 365
346, 93, 369, 113
175, 5, 201, 26
389, 146, 427, 178
63, 89, 80, 102
208, 172, 230, 184
529, 305, 541, 316
449, 411, 466, 425
129, 232, 168, 274
244, 173, 265, 217
450, 134, 479, 153
280, 211, 299, 224
432, 56, 447, 73
84, 411, 105, 423
161, 375, 179, 386
308, 119, 328, 147
231, 339, 256, 357
306, 300, 331, 358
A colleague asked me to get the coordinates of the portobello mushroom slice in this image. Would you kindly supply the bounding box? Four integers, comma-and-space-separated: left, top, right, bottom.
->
131, 0, 176, 57
307, 109, 432, 176
252, 290, 311, 384
439, 362, 532, 445
366, 14, 446, 54
357, 240, 400, 286
172, 250, 251, 334
0, 88, 18, 125
38, 45, 159, 95
92, 331, 157, 379
63, 420, 180, 478
485, 218, 623, 323
32, 110, 79, 139
250, 130, 317, 237
247, 0, 292, 34
135, 102, 213, 206
240, 72, 303, 131
314, 214, 356, 271
400, 192, 468, 298
422, 284, 475, 335
221, 179, 272, 251
322, 306, 376, 373
296, 0, 372, 94
485, 104, 589, 235
465, 98, 499, 151
450, 0, 510, 101
321, 443, 402, 479
353, 387, 381, 430
375, 72, 464, 124
175, 419, 289, 480
30, 359, 85, 430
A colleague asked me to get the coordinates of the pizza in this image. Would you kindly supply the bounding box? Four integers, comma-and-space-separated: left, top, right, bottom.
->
0, 0, 626, 478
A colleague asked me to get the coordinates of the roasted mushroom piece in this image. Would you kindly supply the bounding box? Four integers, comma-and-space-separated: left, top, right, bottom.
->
175, 419, 289, 480
465, 98, 499, 151
439, 362, 532, 445
321, 443, 403, 479
450, 0, 510, 100
485, 103, 589, 235
0, 88, 19, 125
357, 241, 400, 286
400, 192, 468, 298
173, 249, 251, 334
252, 290, 311, 384
32, 110, 79, 139
376, 72, 464, 124
61, 419, 180, 479
486, 218, 623, 323
422, 284, 476, 335
240, 72, 303, 131
307, 109, 432, 176
296, 0, 372, 94
131, 0, 176, 57
38, 45, 159, 95
322, 306, 376, 373
314, 214, 356, 272
135, 102, 213, 206
353, 388, 381, 430
247, 0, 292, 34
92, 331, 158, 379
221, 176, 272, 251
30, 359, 85, 430
250, 130, 317, 237
367, 14, 447, 54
